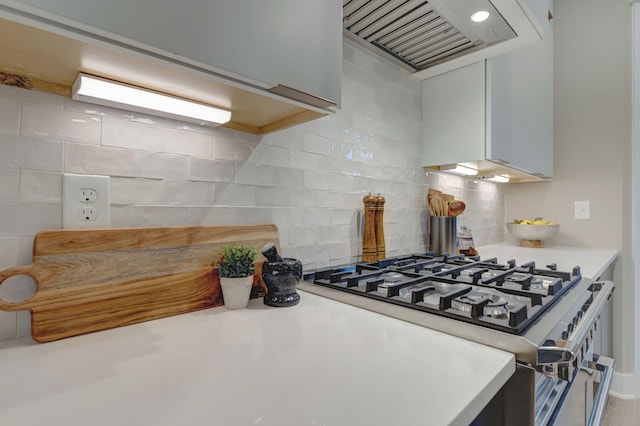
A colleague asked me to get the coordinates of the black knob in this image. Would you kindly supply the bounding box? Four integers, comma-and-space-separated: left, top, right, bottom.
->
573, 316, 579, 326
561, 330, 569, 340
577, 310, 584, 319
260, 243, 283, 263
567, 323, 575, 333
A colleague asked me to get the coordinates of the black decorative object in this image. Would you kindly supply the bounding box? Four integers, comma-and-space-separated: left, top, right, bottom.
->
261, 243, 301, 307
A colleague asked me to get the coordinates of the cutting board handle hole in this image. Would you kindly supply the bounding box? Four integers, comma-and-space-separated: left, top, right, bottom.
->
0, 275, 36, 304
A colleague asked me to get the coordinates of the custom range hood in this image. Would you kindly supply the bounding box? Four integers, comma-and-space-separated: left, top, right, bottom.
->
343, 0, 546, 79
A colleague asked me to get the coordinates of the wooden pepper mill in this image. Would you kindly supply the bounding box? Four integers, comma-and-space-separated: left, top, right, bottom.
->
362, 193, 378, 262
374, 194, 386, 260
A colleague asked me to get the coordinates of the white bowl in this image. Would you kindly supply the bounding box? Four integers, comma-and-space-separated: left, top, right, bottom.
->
506, 223, 559, 241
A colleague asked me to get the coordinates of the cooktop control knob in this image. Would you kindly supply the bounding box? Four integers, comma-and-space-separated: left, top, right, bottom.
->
567, 323, 575, 333
577, 310, 584, 320
572, 316, 580, 326
561, 330, 569, 340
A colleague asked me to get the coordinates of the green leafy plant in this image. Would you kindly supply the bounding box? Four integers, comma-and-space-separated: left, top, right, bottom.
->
217, 244, 259, 278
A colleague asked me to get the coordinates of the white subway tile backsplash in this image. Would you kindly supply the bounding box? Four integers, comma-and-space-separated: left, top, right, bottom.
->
302, 244, 331, 265
16, 311, 30, 338
21, 105, 101, 144
123, 206, 190, 227
0, 135, 63, 171
164, 128, 214, 158
273, 167, 304, 189
303, 171, 336, 191
133, 151, 190, 181
250, 144, 290, 168
190, 206, 273, 225
0, 169, 19, 202
255, 187, 290, 207
317, 224, 351, 243
288, 226, 320, 246
0, 99, 20, 135
164, 181, 214, 206
302, 208, 332, 226
102, 117, 164, 152
213, 184, 256, 206
19, 171, 62, 203
303, 134, 333, 155
0, 204, 61, 236
271, 207, 304, 229
0, 312, 16, 341
290, 150, 319, 171
288, 189, 318, 208
190, 158, 236, 182
110, 178, 166, 205
214, 137, 255, 161
0, 84, 63, 107
329, 242, 352, 260
64, 143, 135, 177
235, 163, 274, 186
330, 208, 356, 226
0, 237, 19, 269
17, 236, 34, 265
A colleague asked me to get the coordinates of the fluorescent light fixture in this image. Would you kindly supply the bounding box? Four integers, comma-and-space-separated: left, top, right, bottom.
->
487, 174, 510, 183
72, 73, 231, 126
470, 10, 490, 23
441, 164, 478, 176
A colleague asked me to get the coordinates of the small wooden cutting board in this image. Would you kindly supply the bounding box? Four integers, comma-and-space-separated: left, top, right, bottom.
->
0, 224, 280, 343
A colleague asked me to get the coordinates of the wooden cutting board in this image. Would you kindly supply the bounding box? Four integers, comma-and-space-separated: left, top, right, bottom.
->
0, 224, 280, 343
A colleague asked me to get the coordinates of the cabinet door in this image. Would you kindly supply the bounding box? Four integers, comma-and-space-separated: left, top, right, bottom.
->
4, 0, 342, 106
529, 29, 554, 178
487, 48, 531, 173
488, 25, 553, 178
422, 61, 486, 166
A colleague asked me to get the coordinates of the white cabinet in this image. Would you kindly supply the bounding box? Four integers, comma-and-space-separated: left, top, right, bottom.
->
7, 0, 341, 107
488, 26, 554, 178
423, 26, 553, 180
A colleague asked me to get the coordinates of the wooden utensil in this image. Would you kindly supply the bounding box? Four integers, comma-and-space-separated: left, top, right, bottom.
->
427, 188, 442, 201
0, 225, 279, 342
448, 200, 466, 217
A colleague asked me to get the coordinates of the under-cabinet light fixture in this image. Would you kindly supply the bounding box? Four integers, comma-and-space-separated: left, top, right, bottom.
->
71, 73, 231, 126
470, 10, 490, 23
440, 164, 478, 176
486, 174, 510, 183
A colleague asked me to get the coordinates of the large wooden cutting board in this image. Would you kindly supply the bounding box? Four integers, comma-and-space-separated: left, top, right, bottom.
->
0, 224, 280, 343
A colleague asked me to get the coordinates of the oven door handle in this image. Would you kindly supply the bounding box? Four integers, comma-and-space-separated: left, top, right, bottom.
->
539, 281, 614, 367
588, 355, 615, 426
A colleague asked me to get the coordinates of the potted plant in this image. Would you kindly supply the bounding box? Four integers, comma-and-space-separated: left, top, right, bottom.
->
217, 244, 259, 309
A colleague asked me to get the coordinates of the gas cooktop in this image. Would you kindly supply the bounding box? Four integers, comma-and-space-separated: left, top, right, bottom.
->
303, 253, 582, 334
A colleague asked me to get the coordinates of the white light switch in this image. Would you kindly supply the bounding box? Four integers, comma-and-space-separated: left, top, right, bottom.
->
574, 200, 590, 220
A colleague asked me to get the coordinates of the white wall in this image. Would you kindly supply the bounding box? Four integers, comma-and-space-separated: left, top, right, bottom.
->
505, 0, 634, 387
0, 39, 505, 341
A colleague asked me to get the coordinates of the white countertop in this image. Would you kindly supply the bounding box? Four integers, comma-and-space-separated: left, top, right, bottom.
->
0, 292, 514, 426
476, 243, 619, 280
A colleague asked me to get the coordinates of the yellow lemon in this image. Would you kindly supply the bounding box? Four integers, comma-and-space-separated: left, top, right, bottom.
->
520, 219, 532, 225
533, 220, 547, 225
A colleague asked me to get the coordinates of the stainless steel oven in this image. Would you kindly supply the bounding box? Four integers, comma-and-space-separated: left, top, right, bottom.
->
300, 253, 615, 425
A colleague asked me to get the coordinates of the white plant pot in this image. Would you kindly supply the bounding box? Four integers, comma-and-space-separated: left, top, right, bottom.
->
220, 276, 253, 309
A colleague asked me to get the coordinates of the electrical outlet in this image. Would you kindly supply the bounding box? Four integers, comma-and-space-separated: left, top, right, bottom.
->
78, 188, 98, 203
78, 207, 98, 221
63, 173, 110, 229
